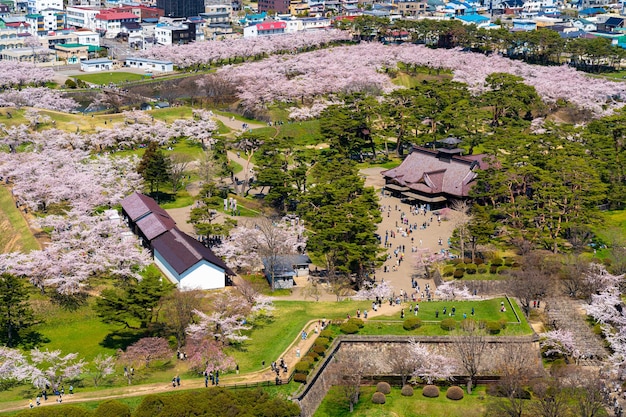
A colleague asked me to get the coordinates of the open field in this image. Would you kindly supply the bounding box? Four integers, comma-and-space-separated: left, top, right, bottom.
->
0, 187, 40, 253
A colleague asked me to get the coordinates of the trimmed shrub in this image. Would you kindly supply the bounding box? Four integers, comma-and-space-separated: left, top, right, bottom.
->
456, 263, 466, 271
497, 266, 509, 275
319, 329, 333, 339
376, 381, 391, 394
441, 318, 456, 331
475, 258, 484, 265
504, 258, 515, 267
314, 337, 330, 348
401, 385, 414, 396
17, 405, 92, 417
300, 355, 314, 364
403, 317, 422, 330
443, 265, 454, 277
94, 400, 131, 417
294, 373, 307, 383
340, 322, 359, 334
453, 269, 464, 279
422, 385, 440, 398
465, 263, 477, 274
498, 318, 508, 329
477, 265, 488, 274
463, 257, 472, 264
451, 258, 462, 265
312, 345, 326, 357
347, 318, 365, 328
295, 361, 311, 374
372, 392, 386, 404
64, 79, 77, 89
446, 386, 464, 400
486, 321, 502, 334
306, 351, 320, 361
489, 265, 498, 274
491, 258, 504, 267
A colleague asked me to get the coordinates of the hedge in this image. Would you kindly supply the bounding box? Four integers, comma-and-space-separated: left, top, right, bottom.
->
94, 400, 131, 417
314, 337, 330, 348
294, 373, 307, 383
440, 318, 456, 331
295, 361, 311, 374
340, 322, 360, 334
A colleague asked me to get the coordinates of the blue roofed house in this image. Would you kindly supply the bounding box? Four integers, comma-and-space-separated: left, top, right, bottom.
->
456, 14, 490, 27
512, 19, 537, 30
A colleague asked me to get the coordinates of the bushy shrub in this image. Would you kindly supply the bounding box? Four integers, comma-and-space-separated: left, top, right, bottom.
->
294, 373, 307, 383
486, 321, 502, 334
94, 400, 131, 417
465, 263, 477, 274
455, 263, 466, 271
314, 337, 329, 348
475, 258, 484, 265
461, 318, 477, 331
64, 79, 77, 89
372, 392, 386, 404
489, 265, 498, 274
319, 329, 333, 339
340, 322, 359, 334
443, 265, 454, 277
376, 381, 391, 394
463, 257, 472, 264
312, 345, 326, 357
453, 269, 464, 279
347, 318, 365, 328
477, 265, 488, 274
295, 361, 311, 374
446, 386, 464, 400
491, 258, 504, 267
441, 318, 456, 331
401, 385, 414, 396
422, 385, 440, 398
403, 317, 422, 330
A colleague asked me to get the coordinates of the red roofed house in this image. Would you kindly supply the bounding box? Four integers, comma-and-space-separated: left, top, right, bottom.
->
243, 20, 286, 37
121, 192, 234, 290
382, 145, 487, 208
95, 9, 140, 37
152, 228, 234, 290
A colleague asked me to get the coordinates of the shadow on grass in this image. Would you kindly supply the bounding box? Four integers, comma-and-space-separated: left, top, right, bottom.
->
18, 330, 50, 350
149, 191, 176, 204
100, 329, 148, 351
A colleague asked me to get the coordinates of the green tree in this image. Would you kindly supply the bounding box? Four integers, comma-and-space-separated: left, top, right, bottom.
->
189, 182, 235, 240
0, 273, 36, 347
482, 73, 541, 126
137, 142, 172, 194
94, 268, 174, 330
298, 152, 382, 288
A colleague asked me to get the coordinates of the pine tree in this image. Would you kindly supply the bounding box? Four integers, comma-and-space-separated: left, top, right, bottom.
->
0, 273, 36, 347
137, 142, 171, 194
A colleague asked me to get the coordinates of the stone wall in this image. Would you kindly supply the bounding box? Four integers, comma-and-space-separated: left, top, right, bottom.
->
293, 335, 540, 417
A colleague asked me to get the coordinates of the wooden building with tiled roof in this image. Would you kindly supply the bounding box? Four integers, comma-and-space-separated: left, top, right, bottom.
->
382, 145, 486, 208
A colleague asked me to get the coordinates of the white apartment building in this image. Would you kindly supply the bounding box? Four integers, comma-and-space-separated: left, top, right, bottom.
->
27, 0, 62, 14
65, 6, 100, 29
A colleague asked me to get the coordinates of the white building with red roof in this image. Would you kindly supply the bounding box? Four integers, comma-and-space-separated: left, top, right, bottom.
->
243, 20, 286, 37
94, 9, 140, 37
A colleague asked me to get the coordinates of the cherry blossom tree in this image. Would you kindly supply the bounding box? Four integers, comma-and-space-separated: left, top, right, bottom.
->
353, 280, 394, 301
0, 88, 78, 112
539, 329, 579, 360
90, 354, 116, 387
29, 348, 85, 390
0, 61, 54, 89
435, 281, 479, 301
0, 347, 33, 385
184, 338, 236, 375
187, 309, 251, 346
409, 339, 457, 384
119, 337, 172, 369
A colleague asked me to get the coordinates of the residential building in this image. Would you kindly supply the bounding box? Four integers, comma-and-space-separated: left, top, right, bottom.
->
243, 20, 286, 37
27, 0, 61, 14
75, 28, 100, 45
258, 0, 290, 14
200, 4, 232, 25
396, 0, 427, 16
156, 0, 204, 17
263, 254, 311, 289
154, 21, 196, 45
0, 24, 27, 51
117, 4, 164, 20
54, 42, 90, 63
0, 45, 54, 61
94, 9, 140, 38
65, 6, 100, 29
25, 9, 65, 37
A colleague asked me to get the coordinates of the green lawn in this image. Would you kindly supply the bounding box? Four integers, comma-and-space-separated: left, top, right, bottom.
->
148, 106, 194, 124
362, 298, 531, 336
316, 385, 487, 417
252, 120, 321, 147
0, 186, 40, 253
226, 300, 373, 373
73, 72, 147, 85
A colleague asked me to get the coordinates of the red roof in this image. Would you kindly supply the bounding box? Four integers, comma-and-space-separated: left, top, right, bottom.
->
96, 12, 138, 20
257, 21, 286, 31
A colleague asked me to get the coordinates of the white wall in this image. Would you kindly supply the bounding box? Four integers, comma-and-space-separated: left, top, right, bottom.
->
154, 250, 226, 290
